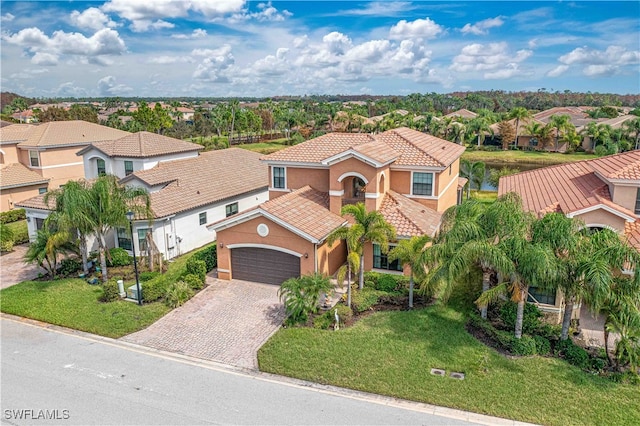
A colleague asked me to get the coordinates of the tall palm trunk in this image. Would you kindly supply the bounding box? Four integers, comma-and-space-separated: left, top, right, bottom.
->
79, 235, 89, 275
98, 234, 109, 283
515, 289, 526, 339
359, 255, 365, 290
347, 263, 352, 308
408, 273, 414, 309
481, 270, 491, 319
603, 324, 614, 366
560, 296, 574, 340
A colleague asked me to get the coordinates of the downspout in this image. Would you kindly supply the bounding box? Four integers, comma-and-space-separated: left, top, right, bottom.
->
314, 243, 318, 274
162, 218, 168, 260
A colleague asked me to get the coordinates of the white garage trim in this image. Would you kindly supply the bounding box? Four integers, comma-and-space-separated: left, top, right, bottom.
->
226, 243, 304, 258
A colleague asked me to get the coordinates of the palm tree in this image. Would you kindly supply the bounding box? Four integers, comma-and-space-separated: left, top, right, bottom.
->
330, 203, 395, 290
24, 218, 78, 278
508, 107, 532, 149
548, 114, 573, 151
388, 235, 431, 308
622, 117, 640, 150
466, 117, 492, 147
328, 227, 360, 308
459, 160, 486, 199
581, 229, 640, 366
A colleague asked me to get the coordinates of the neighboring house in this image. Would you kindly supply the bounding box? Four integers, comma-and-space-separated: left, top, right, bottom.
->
0, 120, 130, 191
498, 150, 640, 314
118, 148, 268, 259
0, 121, 129, 211
76, 131, 203, 180
18, 131, 268, 261
209, 127, 466, 285
444, 109, 478, 120
0, 163, 49, 211
489, 116, 555, 151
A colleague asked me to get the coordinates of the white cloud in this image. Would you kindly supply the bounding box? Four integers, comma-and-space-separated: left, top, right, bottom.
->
56, 82, 89, 97
70, 8, 117, 31
547, 65, 569, 77
192, 45, 235, 82
10, 68, 50, 79
583, 64, 618, 77
1, 13, 15, 22
130, 19, 174, 32
461, 16, 504, 35
336, 2, 416, 17
147, 55, 194, 64
228, 2, 292, 23
3, 27, 126, 59
555, 45, 640, 77
450, 42, 532, 73
389, 18, 443, 40
484, 63, 530, 80
102, 0, 245, 31
97, 75, 132, 95
31, 52, 59, 65
172, 29, 207, 39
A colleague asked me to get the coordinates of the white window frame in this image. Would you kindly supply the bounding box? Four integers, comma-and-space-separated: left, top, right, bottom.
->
199, 212, 207, 225
124, 160, 134, 176
225, 202, 239, 217
271, 166, 287, 190
411, 171, 434, 197
29, 150, 40, 167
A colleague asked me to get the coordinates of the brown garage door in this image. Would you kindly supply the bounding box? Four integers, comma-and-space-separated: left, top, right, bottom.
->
231, 247, 300, 285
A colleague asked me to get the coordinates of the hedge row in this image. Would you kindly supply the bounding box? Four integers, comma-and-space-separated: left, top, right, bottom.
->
0, 209, 26, 224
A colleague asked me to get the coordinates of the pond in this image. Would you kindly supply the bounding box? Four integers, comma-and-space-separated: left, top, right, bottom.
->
479, 162, 546, 191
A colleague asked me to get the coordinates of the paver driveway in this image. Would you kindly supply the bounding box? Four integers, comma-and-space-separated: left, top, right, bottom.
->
121, 276, 285, 369
0, 244, 45, 289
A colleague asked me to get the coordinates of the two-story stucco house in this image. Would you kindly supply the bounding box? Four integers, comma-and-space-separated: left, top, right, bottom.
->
499, 150, 640, 314
0, 121, 130, 211
18, 132, 268, 260
209, 127, 466, 285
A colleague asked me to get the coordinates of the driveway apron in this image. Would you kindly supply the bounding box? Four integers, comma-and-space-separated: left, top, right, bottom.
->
121, 276, 285, 369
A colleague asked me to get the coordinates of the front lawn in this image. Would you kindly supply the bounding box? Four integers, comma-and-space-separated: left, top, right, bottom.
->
0, 279, 169, 338
462, 150, 597, 165
237, 139, 289, 154
259, 306, 638, 426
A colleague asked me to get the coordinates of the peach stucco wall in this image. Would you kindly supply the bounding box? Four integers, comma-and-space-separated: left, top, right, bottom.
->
288, 167, 329, 192
18, 146, 86, 189
576, 209, 627, 232
215, 216, 316, 280
317, 239, 347, 277
611, 184, 638, 213
0, 145, 20, 164
1, 185, 46, 212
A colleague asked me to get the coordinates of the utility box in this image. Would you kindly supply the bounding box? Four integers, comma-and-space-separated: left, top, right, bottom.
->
117, 280, 125, 298
128, 284, 142, 301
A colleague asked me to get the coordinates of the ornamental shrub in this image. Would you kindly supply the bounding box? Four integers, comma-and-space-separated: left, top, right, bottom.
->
139, 271, 160, 282
511, 336, 537, 356
376, 274, 398, 292
499, 301, 542, 334
185, 258, 207, 283
142, 276, 169, 303
279, 273, 332, 325
183, 273, 204, 291
351, 288, 384, 312
107, 247, 132, 267
313, 304, 353, 329
533, 335, 551, 355
0, 209, 26, 224
99, 279, 121, 302
192, 244, 217, 272
164, 281, 194, 308
556, 339, 589, 369
58, 258, 82, 276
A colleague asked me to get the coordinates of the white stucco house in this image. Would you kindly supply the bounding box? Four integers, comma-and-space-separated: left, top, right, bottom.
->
17, 131, 268, 260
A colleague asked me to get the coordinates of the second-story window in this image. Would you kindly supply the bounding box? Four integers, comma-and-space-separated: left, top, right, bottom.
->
199, 212, 207, 225
97, 159, 106, 176
29, 150, 40, 167
412, 172, 433, 196
124, 160, 133, 176
225, 202, 239, 217
635, 188, 640, 215
273, 166, 285, 189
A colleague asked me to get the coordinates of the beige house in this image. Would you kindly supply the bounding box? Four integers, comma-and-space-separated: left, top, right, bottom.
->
209, 127, 466, 285
0, 121, 130, 211
499, 150, 640, 314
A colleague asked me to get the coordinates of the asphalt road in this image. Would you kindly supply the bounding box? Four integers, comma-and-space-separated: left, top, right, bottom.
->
0, 318, 492, 426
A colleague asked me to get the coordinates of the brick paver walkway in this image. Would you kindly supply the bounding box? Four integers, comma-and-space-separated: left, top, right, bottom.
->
121, 277, 285, 369
0, 244, 46, 289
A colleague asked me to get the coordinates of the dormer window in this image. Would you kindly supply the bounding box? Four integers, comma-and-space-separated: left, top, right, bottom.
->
412, 172, 434, 196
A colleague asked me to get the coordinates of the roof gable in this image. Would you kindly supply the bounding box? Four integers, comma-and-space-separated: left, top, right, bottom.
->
77, 131, 202, 158
17, 121, 130, 148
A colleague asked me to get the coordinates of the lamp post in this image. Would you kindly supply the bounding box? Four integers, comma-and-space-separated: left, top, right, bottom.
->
126, 211, 142, 306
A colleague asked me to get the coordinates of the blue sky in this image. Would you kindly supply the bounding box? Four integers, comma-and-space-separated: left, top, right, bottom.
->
1, 1, 638, 98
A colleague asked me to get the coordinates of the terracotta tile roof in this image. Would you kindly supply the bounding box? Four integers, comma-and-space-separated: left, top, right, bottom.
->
14, 193, 52, 210
379, 190, 442, 237
0, 124, 36, 143
489, 117, 548, 136
377, 127, 465, 168
263, 127, 464, 169
499, 161, 608, 217
0, 163, 49, 189
444, 109, 477, 119
588, 150, 640, 181
16, 121, 130, 148
533, 107, 588, 123
624, 222, 640, 251
352, 139, 398, 164
260, 186, 347, 241
132, 148, 267, 218
77, 131, 202, 158
457, 177, 468, 189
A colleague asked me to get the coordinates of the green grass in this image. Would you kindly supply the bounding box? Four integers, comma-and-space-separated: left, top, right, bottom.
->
0, 279, 169, 338
259, 306, 638, 426
470, 190, 497, 205
236, 139, 289, 154
462, 150, 597, 165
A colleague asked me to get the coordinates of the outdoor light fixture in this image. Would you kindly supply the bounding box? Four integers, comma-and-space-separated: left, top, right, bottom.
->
219, 242, 224, 248
304, 253, 308, 258
126, 211, 142, 306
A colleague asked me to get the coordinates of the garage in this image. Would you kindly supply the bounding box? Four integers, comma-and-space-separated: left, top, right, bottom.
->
230, 247, 300, 285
